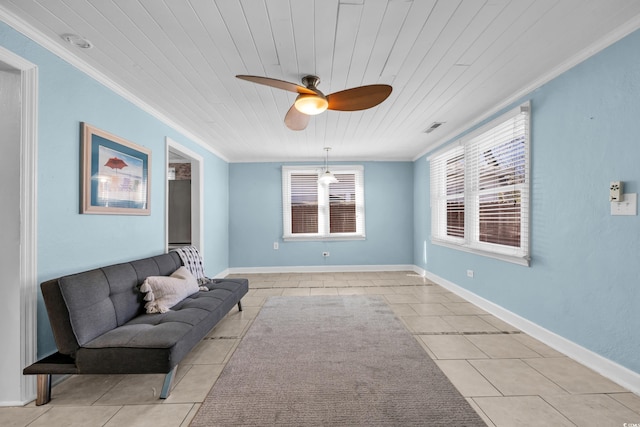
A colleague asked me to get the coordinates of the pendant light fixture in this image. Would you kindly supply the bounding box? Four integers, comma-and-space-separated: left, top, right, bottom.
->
318, 147, 339, 185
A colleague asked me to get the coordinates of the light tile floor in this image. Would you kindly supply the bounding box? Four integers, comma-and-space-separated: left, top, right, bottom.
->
2, 271, 639, 426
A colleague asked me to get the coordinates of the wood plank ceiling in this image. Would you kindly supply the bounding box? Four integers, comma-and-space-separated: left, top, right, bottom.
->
1, 0, 640, 162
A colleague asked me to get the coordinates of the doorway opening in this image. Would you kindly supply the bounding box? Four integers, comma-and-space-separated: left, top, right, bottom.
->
165, 138, 204, 255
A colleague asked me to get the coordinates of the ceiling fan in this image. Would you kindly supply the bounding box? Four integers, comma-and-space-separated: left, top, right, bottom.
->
236, 74, 392, 130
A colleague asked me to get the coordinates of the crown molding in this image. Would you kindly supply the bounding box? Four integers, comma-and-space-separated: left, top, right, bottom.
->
0, 6, 229, 163
413, 14, 640, 162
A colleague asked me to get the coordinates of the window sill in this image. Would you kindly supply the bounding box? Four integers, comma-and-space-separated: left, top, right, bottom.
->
431, 238, 530, 267
284, 235, 366, 242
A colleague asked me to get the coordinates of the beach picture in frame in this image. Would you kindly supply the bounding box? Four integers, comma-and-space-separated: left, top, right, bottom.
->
81, 123, 151, 215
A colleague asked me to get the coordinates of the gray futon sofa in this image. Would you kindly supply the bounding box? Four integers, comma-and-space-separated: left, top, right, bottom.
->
23, 251, 248, 405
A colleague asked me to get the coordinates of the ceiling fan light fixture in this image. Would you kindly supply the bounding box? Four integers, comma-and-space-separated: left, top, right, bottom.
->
236, 74, 392, 130
294, 94, 328, 115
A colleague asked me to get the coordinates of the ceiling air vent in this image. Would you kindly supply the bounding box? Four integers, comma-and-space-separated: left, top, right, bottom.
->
424, 122, 444, 134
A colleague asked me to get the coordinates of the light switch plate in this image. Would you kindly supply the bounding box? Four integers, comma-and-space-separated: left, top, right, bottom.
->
611, 193, 637, 216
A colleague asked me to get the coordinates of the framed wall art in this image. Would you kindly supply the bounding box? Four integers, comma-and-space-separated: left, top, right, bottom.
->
81, 123, 151, 215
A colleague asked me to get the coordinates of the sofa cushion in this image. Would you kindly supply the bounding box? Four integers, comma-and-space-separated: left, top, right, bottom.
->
102, 263, 141, 326
130, 253, 181, 286
58, 269, 119, 347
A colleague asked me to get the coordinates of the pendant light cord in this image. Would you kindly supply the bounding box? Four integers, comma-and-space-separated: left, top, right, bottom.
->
324, 147, 330, 172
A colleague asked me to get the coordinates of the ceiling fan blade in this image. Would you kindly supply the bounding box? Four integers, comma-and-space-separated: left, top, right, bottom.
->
236, 75, 317, 95
284, 104, 310, 131
326, 84, 392, 111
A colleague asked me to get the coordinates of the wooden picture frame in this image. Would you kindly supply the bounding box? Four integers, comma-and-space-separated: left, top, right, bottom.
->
81, 123, 151, 215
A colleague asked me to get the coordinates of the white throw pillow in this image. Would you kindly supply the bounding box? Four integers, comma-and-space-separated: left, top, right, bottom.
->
140, 266, 204, 313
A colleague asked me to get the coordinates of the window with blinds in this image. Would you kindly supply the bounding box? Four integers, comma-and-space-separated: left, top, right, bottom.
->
429, 103, 530, 265
283, 166, 365, 240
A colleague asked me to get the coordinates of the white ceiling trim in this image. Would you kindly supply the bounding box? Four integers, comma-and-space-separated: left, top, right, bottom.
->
0, 5, 229, 163
413, 13, 640, 161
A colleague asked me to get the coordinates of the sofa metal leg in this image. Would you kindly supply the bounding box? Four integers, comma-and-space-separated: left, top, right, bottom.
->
35, 374, 51, 406
159, 365, 178, 399
237, 301, 243, 311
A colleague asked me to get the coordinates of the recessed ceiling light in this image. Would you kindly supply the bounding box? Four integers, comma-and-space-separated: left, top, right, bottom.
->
61, 33, 93, 49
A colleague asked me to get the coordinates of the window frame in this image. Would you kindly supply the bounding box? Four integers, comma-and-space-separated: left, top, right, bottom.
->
429, 103, 531, 266
282, 165, 365, 241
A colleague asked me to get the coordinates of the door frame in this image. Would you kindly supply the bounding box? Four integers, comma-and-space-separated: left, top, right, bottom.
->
0, 45, 38, 405
165, 137, 204, 256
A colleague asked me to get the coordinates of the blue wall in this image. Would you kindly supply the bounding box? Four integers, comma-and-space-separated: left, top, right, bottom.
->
0, 22, 229, 358
2, 11, 638, 380
229, 161, 414, 268
414, 29, 640, 375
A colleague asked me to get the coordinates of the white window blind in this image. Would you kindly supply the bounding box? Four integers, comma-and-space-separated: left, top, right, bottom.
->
283, 166, 365, 241
430, 103, 530, 265
290, 173, 319, 234
430, 146, 465, 244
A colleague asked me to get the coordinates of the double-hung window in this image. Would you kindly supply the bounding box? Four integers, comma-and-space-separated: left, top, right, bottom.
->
430, 103, 530, 265
282, 165, 365, 240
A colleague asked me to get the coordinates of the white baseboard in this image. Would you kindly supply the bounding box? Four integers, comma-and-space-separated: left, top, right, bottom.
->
0, 400, 29, 407
226, 264, 416, 275
213, 268, 231, 278
419, 268, 640, 396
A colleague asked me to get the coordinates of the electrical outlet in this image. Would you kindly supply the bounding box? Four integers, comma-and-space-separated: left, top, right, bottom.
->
322, 251, 330, 257
467, 270, 474, 278
273, 242, 279, 250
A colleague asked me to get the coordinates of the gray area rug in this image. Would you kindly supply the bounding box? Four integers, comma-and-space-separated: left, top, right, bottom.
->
191, 295, 486, 426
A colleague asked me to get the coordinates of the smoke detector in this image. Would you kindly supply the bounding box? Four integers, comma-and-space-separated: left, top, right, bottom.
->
61, 34, 93, 49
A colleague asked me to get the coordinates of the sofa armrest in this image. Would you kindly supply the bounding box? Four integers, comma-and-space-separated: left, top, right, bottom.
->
23, 352, 78, 406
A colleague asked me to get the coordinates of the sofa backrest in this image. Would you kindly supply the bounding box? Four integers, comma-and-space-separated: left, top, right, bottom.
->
41, 252, 182, 356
